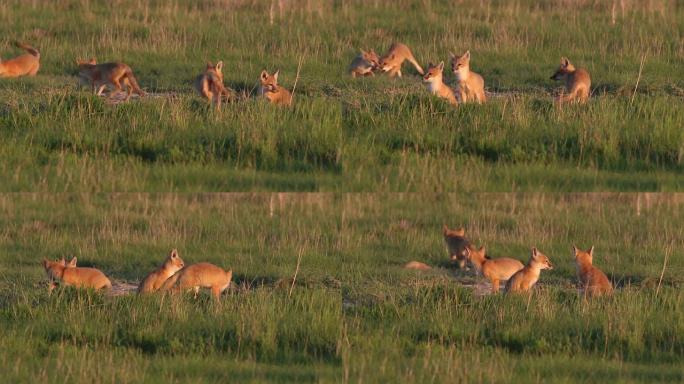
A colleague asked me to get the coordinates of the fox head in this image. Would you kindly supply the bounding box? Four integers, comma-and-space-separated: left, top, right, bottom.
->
464, 245, 486, 262
443, 224, 465, 238
423, 61, 445, 82
550, 57, 576, 80
378, 52, 398, 72
360, 49, 380, 69
530, 247, 553, 270
43, 258, 66, 279
206, 61, 224, 81
164, 248, 185, 271
76, 58, 97, 67
450, 50, 470, 73
572, 245, 594, 266
260, 69, 280, 92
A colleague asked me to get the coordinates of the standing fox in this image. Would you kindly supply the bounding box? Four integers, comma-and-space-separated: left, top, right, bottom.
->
43, 257, 111, 292
378, 43, 424, 77
423, 62, 458, 105
259, 69, 292, 106
443, 225, 471, 269
505, 248, 554, 293
195, 61, 231, 109
550, 57, 591, 103
138, 249, 185, 294
451, 50, 486, 103
465, 245, 524, 293
76, 58, 145, 101
0, 42, 40, 78
573, 245, 613, 296
349, 49, 380, 77
160, 262, 233, 300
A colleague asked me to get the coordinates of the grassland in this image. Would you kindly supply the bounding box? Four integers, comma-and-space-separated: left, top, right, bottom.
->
0, 0, 683, 191
0, 193, 682, 382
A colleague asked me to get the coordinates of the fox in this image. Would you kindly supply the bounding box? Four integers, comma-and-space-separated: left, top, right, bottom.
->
423, 62, 458, 105
505, 247, 554, 293
550, 57, 591, 103
451, 50, 486, 103
138, 249, 186, 294
160, 262, 233, 300
465, 245, 524, 293
573, 245, 613, 296
259, 69, 292, 106
43, 257, 112, 292
76, 58, 145, 101
0, 42, 40, 78
443, 224, 472, 269
195, 61, 231, 109
403, 261, 432, 271
378, 43, 424, 77
349, 49, 380, 77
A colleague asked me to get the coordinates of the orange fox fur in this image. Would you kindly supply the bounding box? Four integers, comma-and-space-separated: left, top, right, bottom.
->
138, 249, 186, 294
160, 262, 233, 299
465, 245, 524, 293
0, 42, 40, 78
506, 247, 553, 293
43, 257, 111, 291
573, 245, 613, 296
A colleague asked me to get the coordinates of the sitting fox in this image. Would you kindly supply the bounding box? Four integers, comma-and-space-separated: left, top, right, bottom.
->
138, 249, 185, 294
573, 245, 613, 296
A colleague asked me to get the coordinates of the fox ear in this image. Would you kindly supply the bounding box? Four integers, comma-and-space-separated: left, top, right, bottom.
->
531, 247, 539, 258
67, 257, 77, 267
560, 57, 569, 67
463, 50, 470, 59
572, 245, 578, 255
170, 249, 178, 258
216, 61, 223, 71
273, 69, 279, 81
479, 246, 486, 255
438, 61, 444, 70
449, 52, 456, 59
588, 246, 594, 256
89, 58, 96, 64
455, 227, 465, 236
260, 70, 268, 80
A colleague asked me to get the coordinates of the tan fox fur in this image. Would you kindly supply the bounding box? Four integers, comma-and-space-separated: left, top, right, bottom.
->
451, 50, 486, 103
403, 261, 432, 271
138, 249, 185, 294
506, 248, 553, 293
195, 61, 230, 109
423, 61, 458, 105
550, 57, 591, 103
349, 49, 380, 78
465, 245, 524, 293
0, 42, 40, 78
76, 58, 145, 101
43, 257, 111, 291
573, 246, 613, 296
378, 43, 424, 77
160, 262, 233, 299
259, 69, 292, 106
443, 224, 471, 269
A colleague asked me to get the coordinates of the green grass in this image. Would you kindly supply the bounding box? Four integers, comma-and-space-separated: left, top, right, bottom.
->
0, 0, 683, 191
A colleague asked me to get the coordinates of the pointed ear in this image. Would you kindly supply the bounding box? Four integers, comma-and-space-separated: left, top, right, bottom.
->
67, 257, 77, 267
438, 61, 444, 70
588, 246, 594, 256
464, 50, 470, 59
449, 52, 456, 59
531, 247, 539, 258
89, 58, 96, 64
479, 246, 485, 255
171, 249, 178, 258
561, 57, 569, 67
260, 70, 268, 80
572, 245, 578, 255
273, 69, 279, 81
216, 61, 223, 71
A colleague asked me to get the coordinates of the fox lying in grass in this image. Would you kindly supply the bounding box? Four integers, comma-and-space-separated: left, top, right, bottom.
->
465, 245, 524, 293
349, 49, 380, 77
550, 57, 591, 103
43, 257, 111, 292
573, 245, 613, 296
195, 61, 231, 109
443, 225, 471, 269
138, 249, 185, 294
506, 247, 553, 293
76, 58, 145, 101
0, 42, 40, 78
160, 262, 233, 300
259, 69, 292, 106
423, 61, 458, 105
403, 261, 432, 271
378, 43, 424, 77
451, 50, 486, 103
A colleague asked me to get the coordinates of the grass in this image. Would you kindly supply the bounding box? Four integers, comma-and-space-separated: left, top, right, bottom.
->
0, 193, 682, 382
0, 0, 683, 191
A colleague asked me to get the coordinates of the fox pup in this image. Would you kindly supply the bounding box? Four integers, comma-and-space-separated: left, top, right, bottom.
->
76, 58, 145, 101
195, 61, 231, 109
573, 246, 613, 296
403, 261, 432, 271
349, 49, 380, 77
378, 43, 424, 77
160, 262, 233, 300
423, 62, 458, 105
43, 257, 111, 292
451, 50, 486, 103
138, 249, 185, 294
443, 224, 472, 269
259, 69, 292, 106
465, 245, 524, 293
0, 42, 40, 78
505, 248, 553, 293
550, 57, 591, 103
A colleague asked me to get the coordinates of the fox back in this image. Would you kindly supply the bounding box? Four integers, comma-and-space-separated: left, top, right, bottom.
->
77, 58, 144, 99
43, 258, 111, 290
378, 43, 424, 77
138, 249, 185, 294
259, 70, 292, 106
161, 262, 233, 299
0, 42, 40, 78
573, 246, 612, 296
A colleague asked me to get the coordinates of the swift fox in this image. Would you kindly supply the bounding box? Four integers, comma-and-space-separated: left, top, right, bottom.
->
349, 49, 380, 77
573, 245, 613, 296
138, 249, 185, 294
0, 42, 40, 78
443, 224, 471, 269
451, 50, 486, 103
195, 61, 231, 109
505, 248, 553, 293
403, 261, 432, 271
550, 57, 591, 103
259, 69, 292, 106
378, 43, 424, 77
43, 257, 111, 292
76, 58, 145, 101
465, 245, 524, 293
423, 62, 458, 105
160, 262, 233, 299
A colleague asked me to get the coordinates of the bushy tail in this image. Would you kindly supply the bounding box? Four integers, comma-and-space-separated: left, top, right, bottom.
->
159, 271, 180, 292
125, 68, 145, 96
406, 50, 424, 75
15, 42, 39, 58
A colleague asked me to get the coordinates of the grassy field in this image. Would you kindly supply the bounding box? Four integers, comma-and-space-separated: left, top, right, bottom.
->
0, 193, 682, 382
0, 0, 683, 191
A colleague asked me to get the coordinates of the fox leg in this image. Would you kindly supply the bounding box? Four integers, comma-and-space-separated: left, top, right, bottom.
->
27, 64, 39, 76
491, 279, 500, 293
211, 286, 221, 300
96, 84, 107, 96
